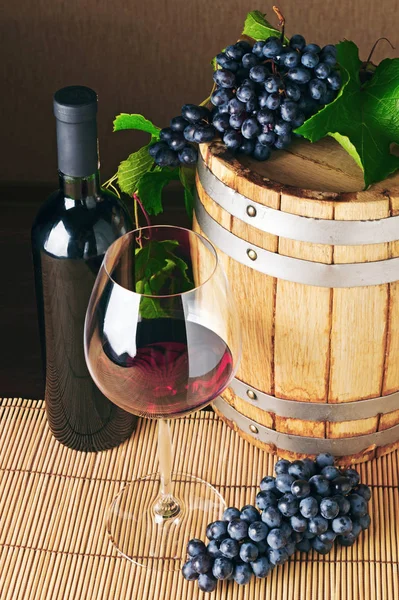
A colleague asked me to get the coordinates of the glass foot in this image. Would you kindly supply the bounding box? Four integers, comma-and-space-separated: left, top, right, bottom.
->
106, 472, 225, 570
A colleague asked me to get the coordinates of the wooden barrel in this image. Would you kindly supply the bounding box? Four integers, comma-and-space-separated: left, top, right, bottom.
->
193, 137, 399, 465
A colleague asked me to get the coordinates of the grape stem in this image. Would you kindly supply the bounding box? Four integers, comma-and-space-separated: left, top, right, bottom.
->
365, 37, 395, 66
272, 6, 285, 43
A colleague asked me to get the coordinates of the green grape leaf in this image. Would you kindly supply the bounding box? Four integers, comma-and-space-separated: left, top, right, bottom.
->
296, 40, 399, 187
116, 143, 155, 195
113, 113, 161, 137
179, 166, 196, 219
242, 10, 287, 43
136, 168, 180, 216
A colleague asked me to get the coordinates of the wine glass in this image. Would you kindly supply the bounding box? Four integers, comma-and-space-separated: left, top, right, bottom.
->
84, 225, 241, 570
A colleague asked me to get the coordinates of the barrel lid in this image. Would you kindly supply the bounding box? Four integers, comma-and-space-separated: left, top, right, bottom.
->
53, 86, 97, 123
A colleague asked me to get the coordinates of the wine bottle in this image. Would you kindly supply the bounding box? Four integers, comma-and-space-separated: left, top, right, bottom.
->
31, 85, 137, 451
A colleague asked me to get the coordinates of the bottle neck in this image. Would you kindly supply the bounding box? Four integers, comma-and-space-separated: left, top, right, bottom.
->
59, 171, 101, 202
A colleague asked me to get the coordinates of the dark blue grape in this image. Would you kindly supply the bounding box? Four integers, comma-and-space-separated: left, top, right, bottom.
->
242, 53, 259, 69
258, 89, 270, 109
236, 85, 256, 103
225, 43, 245, 61
257, 109, 275, 126
348, 493, 368, 518
268, 547, 289, 566
168, 132, 186, 151
308, 515, 329, 535
321, 466, 340, 481
237, 40, 253, 53
220, 537, 239, 558
153, 147, 178, 167
327, 71, 342, 90
192, 553, 212, 574
355, 484, 372, 502
274, 133, 292, 150
275, 459, 291, 475
222, 507, 241, 522
181, 103, 208, 123
216, 52, 239, 71
303, 458, 317, 477
278, 493, 299, 517
267, 528, 287, 549
304, 43, 321, 54
318, 529, 337, 543
342, 469, 360, 489
261, 505, 282, 528
252, 40, 266, 57
320, 497, 340, 520
309, 79, 327, 100
193, 125, 216, 144
159, 127, 173, 142
240, 505, 260, 523
265, 93, 280, 110
256, 490, 277, 510
321, 44, 337, 58
149, 141, 168, 158
248, 521, 269, 542
331, 494, 351, 516
242, 117, 260, 139
332, 515, 353, 535
246, 97, 259, 113
331, 477, 352, 496
296, 538, 311, 552
183, 124, 197, 142
213, 68, 236, 89
283, 50, 300, 68
212, 112, 230, 133
291, 514, 308, 532
301, 52, 320, 68
216, 103, 230, 114
227, 518, 249, 540
290, 34, 306, 51
228, 98, 246, 115
212, 556, 234, 580
322, 52, 337, 66
229, 112, 247, 130
287, 460, 309, 479
187, 539, 207, 557
288, 67, 312, 84
178, 145, 198, 165
252, 142, 271, 161
264, 75, 282, 93
292, 111, 305, 128
351, 520, 362, 538
263, 36, 283, 58
357, 513, 371, 530
240, 542, 259, 563
300, 496, 319, 518
258, 131, 276, 146
233, 563, 253, 585
251, 555, 272, 578
286, 538, 297, 557
337, 533, 356, 547
260, 476, 277, 492
309, 475, 330, 496
206, 520, 227, 541
206, 540, 222, 558
285, 82, 301, 101
198, 573, 217, 592
281, 100, 299, 122
275, 474, 295, 494
170, 116, 189, 132
249, 65, 269, 83
314, 62, 331, 79
280, 521, 293, 539
312, 537, 333, 555
223, 129, 242, 150
211, 88, 234, 106
238, 139, 256, 155
182, 559, 199, 581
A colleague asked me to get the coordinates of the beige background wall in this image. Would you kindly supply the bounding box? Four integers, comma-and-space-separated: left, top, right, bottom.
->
1, 0, 398, 184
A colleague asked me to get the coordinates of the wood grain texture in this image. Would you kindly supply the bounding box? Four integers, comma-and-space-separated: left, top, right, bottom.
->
196, 136, 399, 462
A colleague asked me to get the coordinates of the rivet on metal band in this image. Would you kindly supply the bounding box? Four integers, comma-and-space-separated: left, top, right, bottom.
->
230, 378, 399, 423
247, 249, 257, 261
195, 195, 399, 288
197, 156, 399, 246
213, 396, 399, 456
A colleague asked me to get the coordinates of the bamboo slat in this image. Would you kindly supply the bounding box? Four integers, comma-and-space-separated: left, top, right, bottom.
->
0, 398, 398, 599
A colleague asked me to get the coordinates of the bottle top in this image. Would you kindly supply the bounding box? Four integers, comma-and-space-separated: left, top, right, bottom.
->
53, 86, 97, 124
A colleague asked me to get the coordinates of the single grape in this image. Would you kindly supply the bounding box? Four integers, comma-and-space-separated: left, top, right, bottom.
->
287, 67, 312, 84
292, 111, 305, 128
222, 507, 241, 522
357, 513, 371, 530
337, 533, 356, 547
211, 87, 234, 106
286, 538, 297, 557
187, 539, 207, 557
153, 147, 178, 167
229, 112, 247, 130
320, 497, 340, 520
213, 68, 236, 89
253, 142, 271, 161
240, 504, 261, 523
296, 538, 311, 552
351, 520, 362, 538
181, 103, 207, 123
246, 97, 259, 113
309, 79, 327, 100
321, 466, 341, 481
220, 538, 239, 559
170, 116, 189, 132
258, 89, 270, 109
314, 62, 331, 79
355, 484, 372, 502
252, 40, 266, 57
280, 521, 293, 539
192, 553, 212, 574
251, 555, 272, 578
182, 559, 199, 581
285, 82, 301, 101
321, 44, 337, 58
344, 468, 361, 488
249, 65, 270, 83
308, 515, 329, 535
309, 475, 331, 497
236, 85, 256, 103
228, 518, 249, 541
260, 476, 277, 492
263, 36, 283, 58
159, 127, 174, 142
216, 52, 239, 72
223, 129, 243, 150
291, 514, 308, 532
212, 556, 234, 580
275, 474, 295, 494
248, 521, 269, 542
257, 109, 275, 126
216, 103, 230, 114
265, 93, 280, 110
348, 493, 368, 518
332, 516, 353, 535
206, 520, 228, 541
228, 98, 245, 115
242, 117, 261, 139
299, 496, 319, 519
303, 458, 317, 477
237, 40, 253, 53
242, 53, 259, 69
274, 133, 292, 150
275, 459, 292, 475
183, 124, 197, 142
301, 52, 320, 68
240, 542, 259, 563
268, 547, 289, 566
274, 119, 292, 137
212, 112, 230, 133
331, 477, 352, 496
264, 75, 282, 93
178, 145, 198, 165
233, 563, 253, 585
198, 573, 217, 593
193, 125, 216, 144
207, 540, 222, 558
283, 50, 301, 68
318, 529, 337, 543
332, 494, 351, 516
225, 43, 246, 61
278, 493, 299, 517
238, 139, 256, 155
290, 34, 306, 51
304, 43, 321, 54
281, 100, 299, 122
267, 528, 287, 549
258, 131, 276, 146
312, 537, 333, 555
168, 132, 186, 151
149, 141, 168, 158
256, 490, 277, 510
262, 505, 283, 528
322, 52, 337, 66
327, 71, 342, 90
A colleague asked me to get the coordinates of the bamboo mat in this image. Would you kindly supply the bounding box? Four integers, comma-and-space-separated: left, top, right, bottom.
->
0, 399, 398, 600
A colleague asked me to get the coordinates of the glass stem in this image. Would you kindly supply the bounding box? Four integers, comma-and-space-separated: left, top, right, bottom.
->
153, 419, 180, 519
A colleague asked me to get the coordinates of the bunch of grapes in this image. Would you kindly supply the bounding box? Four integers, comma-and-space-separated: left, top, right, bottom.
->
182, 453, 371, 593
150, 34, 342, 168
